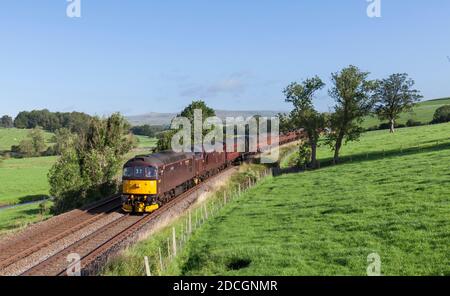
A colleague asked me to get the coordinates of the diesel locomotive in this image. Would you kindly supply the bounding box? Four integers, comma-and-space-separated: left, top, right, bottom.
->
121, 131, 303, 213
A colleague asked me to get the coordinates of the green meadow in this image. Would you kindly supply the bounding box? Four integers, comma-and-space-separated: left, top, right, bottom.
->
0, 202, 53, 236
0, 128, 54, 152
135, 135, 158, 149
362, 97, 450, 129
0, 156, 57, 207
106, 123, 450, 276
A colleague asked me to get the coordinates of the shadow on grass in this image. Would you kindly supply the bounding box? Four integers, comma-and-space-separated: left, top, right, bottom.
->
18, 195, 50, 204
273, 141, 450, 177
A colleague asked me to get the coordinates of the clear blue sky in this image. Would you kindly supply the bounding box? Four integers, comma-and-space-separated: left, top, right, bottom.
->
1, 0, 449, 117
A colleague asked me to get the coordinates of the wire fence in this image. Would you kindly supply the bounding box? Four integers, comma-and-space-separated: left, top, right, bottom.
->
143, 167, 273, 276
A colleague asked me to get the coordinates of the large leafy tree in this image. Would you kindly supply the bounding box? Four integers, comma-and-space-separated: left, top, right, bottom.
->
0, 115, 13, 128
284, 76, 326, 168
48, 113, 133, 213
157, 100, 216, 151
374, 73, 423, 133
326, 65, 376, 164
17, 127, 46, 157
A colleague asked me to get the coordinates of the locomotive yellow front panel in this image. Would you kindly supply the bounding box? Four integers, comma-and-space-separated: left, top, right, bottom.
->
123, 180, 157, 195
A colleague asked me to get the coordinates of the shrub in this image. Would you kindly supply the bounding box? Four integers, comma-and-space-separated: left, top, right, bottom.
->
48, 113, 133, 214
406, 119, 423, 127
379, 122, 406, 130
431, 105, 450, 124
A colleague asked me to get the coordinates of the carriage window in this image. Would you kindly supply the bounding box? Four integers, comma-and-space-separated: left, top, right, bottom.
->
134, 167, 145, 178
145, 167, 157, 178
123, 167, 133, 177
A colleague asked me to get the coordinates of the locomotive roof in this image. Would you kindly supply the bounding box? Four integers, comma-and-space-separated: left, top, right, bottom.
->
125, 151, 193, 167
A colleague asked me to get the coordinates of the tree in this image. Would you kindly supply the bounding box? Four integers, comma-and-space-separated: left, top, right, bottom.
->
326, 65, 376, 164
278, 113, 294, 133
157, 100, 216, 151
0, 115, 13, 128
156, 130, 176, 151
18, 127, 46, 157
13, 109, 92, 132
431, 105, 450, 124
374, 73, 423, 133
130, 124, 166, 138
51, 128, 76, 155
284, 76, 326, 168
48, 113, 133, 213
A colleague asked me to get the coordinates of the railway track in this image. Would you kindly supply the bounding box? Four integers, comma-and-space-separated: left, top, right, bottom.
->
0, 196, 122, 275
22, 184, 201, 276
0, 166, 235, 276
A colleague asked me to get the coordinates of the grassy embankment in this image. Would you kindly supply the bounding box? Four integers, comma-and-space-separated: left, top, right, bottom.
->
105, 123, 450, 275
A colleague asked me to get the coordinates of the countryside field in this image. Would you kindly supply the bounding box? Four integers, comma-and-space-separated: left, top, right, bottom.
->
362, 97, 450, 129
105, 122, 450, 276
0, 128, 54, 152
0, 202, 53, 236
0, 156, 56, 207
135, 135, 158, 149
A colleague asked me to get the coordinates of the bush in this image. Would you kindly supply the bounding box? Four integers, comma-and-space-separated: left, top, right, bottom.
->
431, 105, 450, 124
48, 113, 133, 214
406, 119, 423, 127
364, 125, 380, 132
378, 122, 406, 130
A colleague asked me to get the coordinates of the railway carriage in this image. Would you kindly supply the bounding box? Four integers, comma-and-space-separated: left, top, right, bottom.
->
121, 130, 304, 213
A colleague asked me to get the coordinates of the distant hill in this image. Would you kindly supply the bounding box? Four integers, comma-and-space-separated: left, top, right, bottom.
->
126, 110, 284, 126
362, 97, 450, 129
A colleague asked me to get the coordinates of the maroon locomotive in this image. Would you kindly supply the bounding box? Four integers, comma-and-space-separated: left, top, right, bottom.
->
121, 131, 303, 213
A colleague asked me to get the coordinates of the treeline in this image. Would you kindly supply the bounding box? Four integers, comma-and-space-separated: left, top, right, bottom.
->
281, 66, 424, 167
13, 109, 93, 133
130, 124, 168, 138
0, 115, 13, 128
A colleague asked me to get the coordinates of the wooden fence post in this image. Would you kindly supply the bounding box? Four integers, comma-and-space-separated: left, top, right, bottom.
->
158, 248, 163, 274
144, 256, 151, 276
172, 227, 177, 257
204, 203, 208, 219
167, 238, 171, 259
188, 210, 192, 234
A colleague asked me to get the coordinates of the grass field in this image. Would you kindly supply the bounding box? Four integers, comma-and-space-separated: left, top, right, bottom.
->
0, 201, 53, 236
362, 97, 450, 129
136, 136, 158, 149
106, 123, 450, 275
284, 123, 450, 167
0, 156, 57, 207
0, 128, 54, 151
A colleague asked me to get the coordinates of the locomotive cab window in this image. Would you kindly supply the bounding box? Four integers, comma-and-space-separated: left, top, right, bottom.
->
134, 167, 145, 178
145, 167, 157, 179
123, 166, 157, 179
123, 167, 133, 177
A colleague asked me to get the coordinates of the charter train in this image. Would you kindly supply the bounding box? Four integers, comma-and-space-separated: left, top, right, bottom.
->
121, 131, 303, 213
